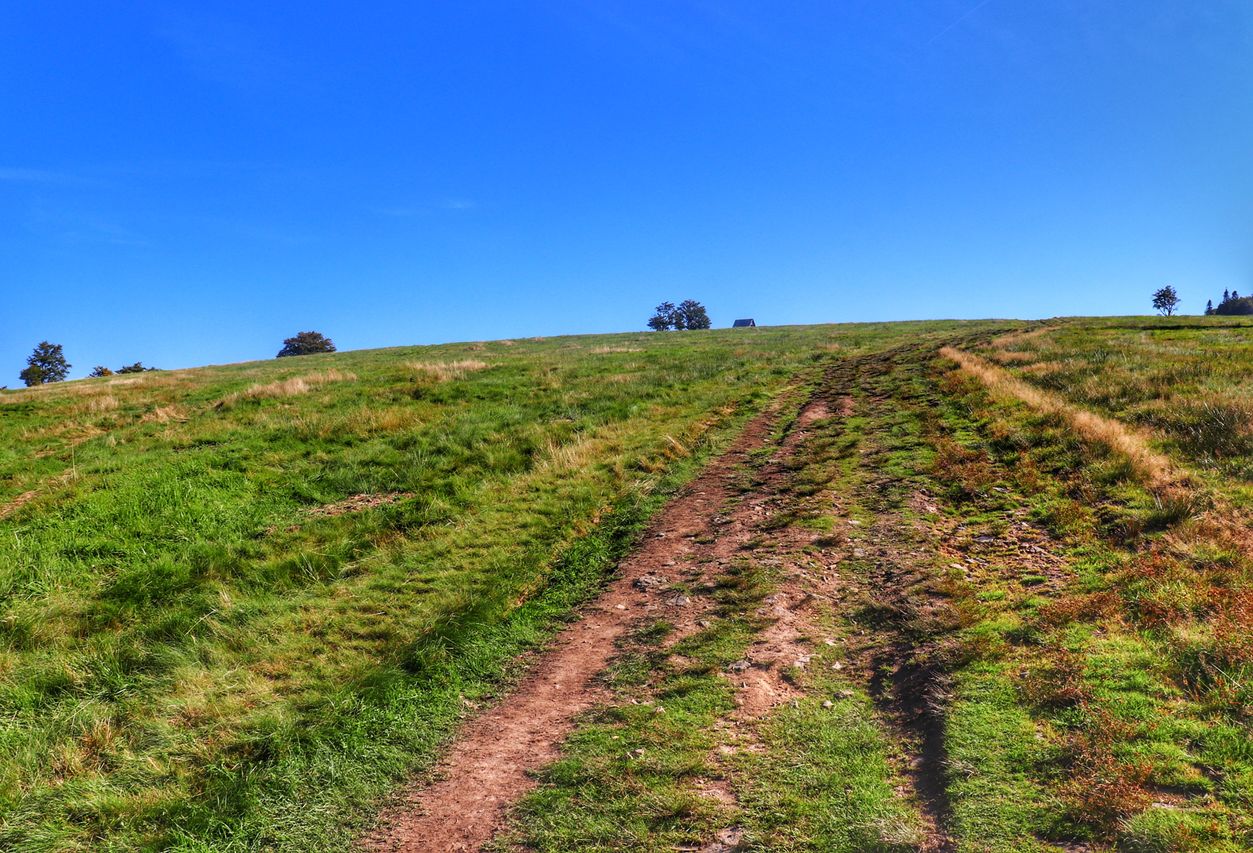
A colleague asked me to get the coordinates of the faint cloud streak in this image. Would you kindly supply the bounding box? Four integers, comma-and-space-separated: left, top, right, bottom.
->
928, 0, 997, 45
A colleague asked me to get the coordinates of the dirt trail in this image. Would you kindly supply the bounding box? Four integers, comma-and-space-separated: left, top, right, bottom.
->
361, 396, 800, 853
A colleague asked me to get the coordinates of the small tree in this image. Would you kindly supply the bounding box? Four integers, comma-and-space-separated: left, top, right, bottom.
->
648, 302, 678, 331
1205, 299, 1214, 315
20, 341, 70, 386
1152, 285, 1180, 317
277, 331, 336, 357
89, 365, 114, 377
676, 299, 711, 330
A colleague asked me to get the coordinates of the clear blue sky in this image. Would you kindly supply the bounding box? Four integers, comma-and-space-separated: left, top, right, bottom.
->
3, 2, 1251, 377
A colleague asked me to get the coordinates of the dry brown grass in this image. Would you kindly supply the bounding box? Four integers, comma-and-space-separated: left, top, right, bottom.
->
940, 346, 1186, 493
589, 346, 642, 354
218, 369, 356, 408
988, 349, 1036, 363
141, 405, 188, 424
77, 394, 120, 415
0, 489, 39, 521
406, 360, 489, 382
532, 435, 602, 474
990, 324, 1054, 351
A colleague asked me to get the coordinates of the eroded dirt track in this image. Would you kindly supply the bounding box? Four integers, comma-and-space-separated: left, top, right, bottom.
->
361, 397, 802, 852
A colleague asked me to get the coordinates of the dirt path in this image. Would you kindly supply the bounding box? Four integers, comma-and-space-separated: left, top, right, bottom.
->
360, 396, 801, 852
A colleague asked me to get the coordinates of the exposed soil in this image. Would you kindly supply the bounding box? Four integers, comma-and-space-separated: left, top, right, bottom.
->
307, 492, 414, 518
360, 395, 803, 852
0, 489, 38, 520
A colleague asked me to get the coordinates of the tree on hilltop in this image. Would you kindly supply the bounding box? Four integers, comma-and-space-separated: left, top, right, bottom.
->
89, 366, 114, 377
648, 302, 678, 331
277, 331, 336, 357
1152, 285, 1180, 317
676, 299, 711, 330
20, 341, 70, 387
647, 299, 710, 330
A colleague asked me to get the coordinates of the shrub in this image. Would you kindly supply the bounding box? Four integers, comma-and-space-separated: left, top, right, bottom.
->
116, 362, 157, 374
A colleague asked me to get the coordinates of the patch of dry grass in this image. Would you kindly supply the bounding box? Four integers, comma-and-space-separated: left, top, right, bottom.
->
940, 346, 1186, 493
141, 405, 188, 424
406, 360, 489, 382
218, 369, 356, 408
77, 394, 120, 415
589, 346, 643, 354
990, 324, 1053, 351
532, 435, 603, 473
988, 349, 1035, 363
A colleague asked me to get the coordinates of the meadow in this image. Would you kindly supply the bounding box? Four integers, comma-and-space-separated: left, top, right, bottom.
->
2, 317, 1250, 852
489, 318, 1253, 852
0, 322, 979, 851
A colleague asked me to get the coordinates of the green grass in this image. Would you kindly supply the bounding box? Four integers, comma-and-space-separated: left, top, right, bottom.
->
930, 331, 1252, 851
5, 316, 1251, 851
0, 322, 980, 851
978, 316, 1253, 483
501, 326, 1252, 852
736, 667, 925, 852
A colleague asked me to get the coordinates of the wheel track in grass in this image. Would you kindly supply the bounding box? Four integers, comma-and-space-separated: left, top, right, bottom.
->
697, 345, 964, 851
359, 388, 810, 852
810, 347, 960, 851
362, 340, 999, 853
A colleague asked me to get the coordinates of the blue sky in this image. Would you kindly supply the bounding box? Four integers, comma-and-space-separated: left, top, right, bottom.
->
3, 2, 1252, 377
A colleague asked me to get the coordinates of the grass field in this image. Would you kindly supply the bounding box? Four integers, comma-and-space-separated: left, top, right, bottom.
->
0, 322, 983, 851
2, 317, 1250, 852
495, 319, 1253, 852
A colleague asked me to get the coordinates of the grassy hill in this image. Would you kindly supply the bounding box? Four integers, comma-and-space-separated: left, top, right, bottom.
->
0, 322, 980, 850
1, 318, 1250, 851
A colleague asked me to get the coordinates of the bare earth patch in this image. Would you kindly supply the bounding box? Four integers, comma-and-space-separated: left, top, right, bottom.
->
307, 492, 414, 518
0, 490, 39, 521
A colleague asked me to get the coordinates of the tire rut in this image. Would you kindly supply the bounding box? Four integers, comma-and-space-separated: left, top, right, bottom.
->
360, 394, 802, 852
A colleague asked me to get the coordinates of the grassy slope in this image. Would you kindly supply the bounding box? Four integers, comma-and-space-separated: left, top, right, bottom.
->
0, 322, 978, 851
5, 317, 1249, 852
502, 320, 1252, 852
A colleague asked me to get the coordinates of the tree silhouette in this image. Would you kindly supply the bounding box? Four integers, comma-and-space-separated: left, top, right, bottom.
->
648, 302, 678, 331
648, 300, 710, 330
676, 299, 711, 330
1151, 285, 1180, 317
277, 331, 336, 357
